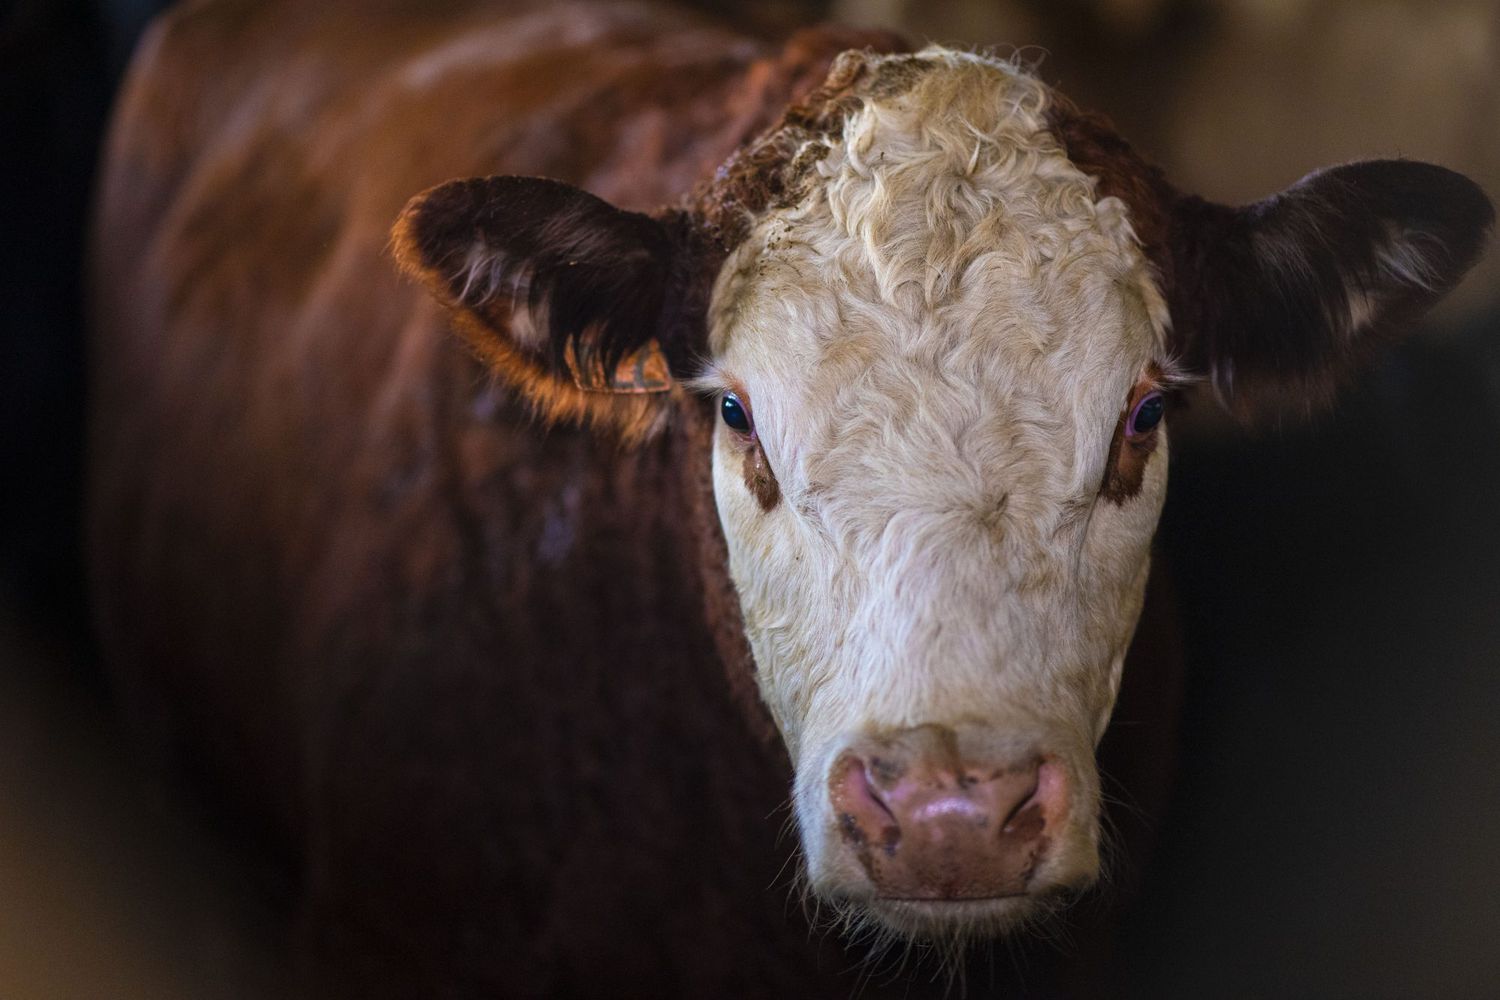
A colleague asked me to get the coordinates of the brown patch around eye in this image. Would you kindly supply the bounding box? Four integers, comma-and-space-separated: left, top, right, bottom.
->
742, 441, 781, 512
1100, 371, 1165, 505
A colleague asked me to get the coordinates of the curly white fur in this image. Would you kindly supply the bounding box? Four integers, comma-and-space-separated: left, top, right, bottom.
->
696, 48, 1174, 935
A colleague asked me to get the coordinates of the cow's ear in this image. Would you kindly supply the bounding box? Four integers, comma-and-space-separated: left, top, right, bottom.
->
1167, 160, 1493, 416
391, 175, 709, 441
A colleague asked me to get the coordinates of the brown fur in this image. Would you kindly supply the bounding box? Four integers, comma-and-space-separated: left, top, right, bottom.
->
694, 36, 909, 250
740, 440, 782, 511
1046, 95, 1177, 289
1098, 407, 1144, 505
1100, 368, 1167, 505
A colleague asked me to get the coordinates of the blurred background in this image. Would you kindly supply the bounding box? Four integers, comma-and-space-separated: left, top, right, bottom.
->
2, 0, 1497, 996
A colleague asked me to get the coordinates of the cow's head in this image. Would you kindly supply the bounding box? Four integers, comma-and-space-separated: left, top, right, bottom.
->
393, 47, 1490, 940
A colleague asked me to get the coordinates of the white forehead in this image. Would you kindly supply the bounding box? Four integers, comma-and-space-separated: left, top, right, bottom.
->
705, 48, 1169, 519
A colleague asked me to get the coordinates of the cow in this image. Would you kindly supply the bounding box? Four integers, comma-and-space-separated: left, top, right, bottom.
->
87, 1, 1491, 996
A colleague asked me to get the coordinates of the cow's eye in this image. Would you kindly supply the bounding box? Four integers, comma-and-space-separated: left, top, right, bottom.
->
1126, 391, 1164, 437
721, 392, 753, 435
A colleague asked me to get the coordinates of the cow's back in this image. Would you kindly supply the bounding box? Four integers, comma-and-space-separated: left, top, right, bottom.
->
88, 3, 876, 994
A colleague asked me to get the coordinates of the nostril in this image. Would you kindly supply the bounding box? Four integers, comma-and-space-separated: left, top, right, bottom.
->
1003, 758, 1067, 835
1000, 766, 1043, 833
831, 753, 901, 856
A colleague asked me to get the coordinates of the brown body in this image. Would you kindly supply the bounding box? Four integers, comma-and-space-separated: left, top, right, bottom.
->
91, 2, 1186, 995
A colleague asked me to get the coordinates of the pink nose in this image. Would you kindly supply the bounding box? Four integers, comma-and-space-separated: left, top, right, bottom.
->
829, 726, 1068, 899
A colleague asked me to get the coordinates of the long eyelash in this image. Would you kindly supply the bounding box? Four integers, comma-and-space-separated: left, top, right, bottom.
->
683, 360, 734, 397
1151, 354, 1200, 393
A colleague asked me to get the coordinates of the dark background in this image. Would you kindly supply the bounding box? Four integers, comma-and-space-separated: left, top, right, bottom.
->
3, 0, 1498, 996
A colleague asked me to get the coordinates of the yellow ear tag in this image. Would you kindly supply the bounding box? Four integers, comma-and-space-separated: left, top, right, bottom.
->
564, 340, 672, 394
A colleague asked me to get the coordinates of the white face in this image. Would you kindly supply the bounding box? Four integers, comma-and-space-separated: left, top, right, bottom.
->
696, 50, 1175, 937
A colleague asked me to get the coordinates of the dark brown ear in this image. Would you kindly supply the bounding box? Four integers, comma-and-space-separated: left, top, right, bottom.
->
391, 175, 711, 440
1168, 160, 1493, 416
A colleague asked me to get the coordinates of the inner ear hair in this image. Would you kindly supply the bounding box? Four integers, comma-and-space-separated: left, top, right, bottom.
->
391, 176, 721, 440
1167, 159, 1493, 418
392, 176, 676, 377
